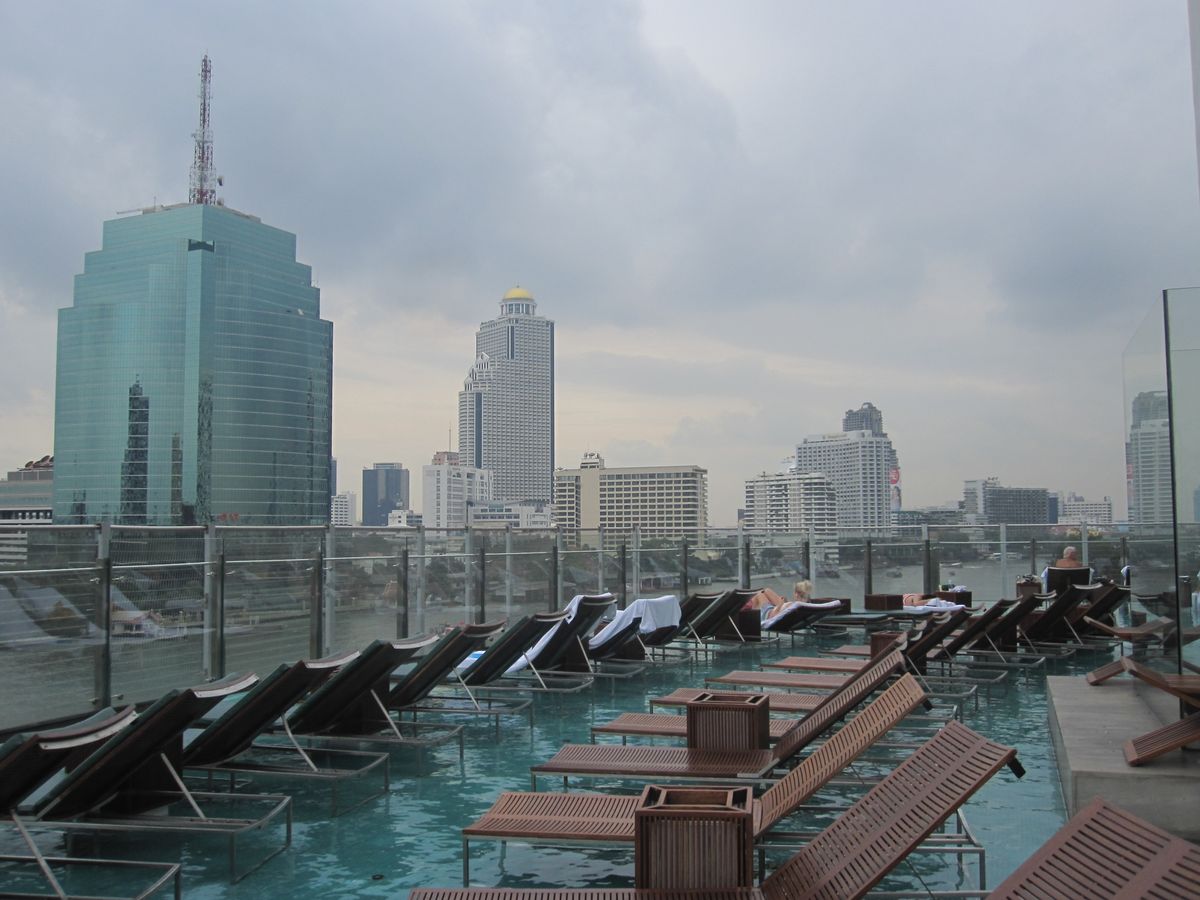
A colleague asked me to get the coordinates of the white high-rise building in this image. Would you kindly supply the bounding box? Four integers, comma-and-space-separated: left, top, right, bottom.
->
743, 470, 837, 537
1057, 493, 1114, 525
553, 452, 707, 540
793, 430, 897, 533
458, 287, 554, 503
422, 455, 494, 530
330, 491, 357, 526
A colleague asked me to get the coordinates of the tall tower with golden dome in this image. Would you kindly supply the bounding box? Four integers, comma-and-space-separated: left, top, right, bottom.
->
457, 287, 555, 503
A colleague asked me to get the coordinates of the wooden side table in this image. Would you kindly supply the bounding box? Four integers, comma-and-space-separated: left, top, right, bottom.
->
634, 784, 754, 889
685, 691, 770, 750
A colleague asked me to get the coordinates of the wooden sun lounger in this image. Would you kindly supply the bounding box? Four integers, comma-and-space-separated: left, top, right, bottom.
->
414, 718, 1018, 900
1081, 614, 1174, 643
989, 797, 1200, 898
1124, 710, 1200, 766
1085, 656, 1200, 707
929, 599, 1013, 661
26, 673, 294, 882
650, 688, 825, 714
182, 650, 390, 814
762, 656, 866, 673
533, 651, 905, 786
461, 675, 928, 883
705, 671, 853, 691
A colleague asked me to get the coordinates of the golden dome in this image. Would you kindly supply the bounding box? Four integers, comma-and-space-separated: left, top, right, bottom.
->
503, 286, 534, 301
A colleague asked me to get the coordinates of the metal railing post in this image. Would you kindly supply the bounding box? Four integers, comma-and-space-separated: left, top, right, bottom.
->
548, 542, 559, 612
309, 549, 324, 658
737, 524, 745, 589
555, 526, 564, 604
464, 527, 473, 624
863, 539, 873, 596
999, 524, 1008, 597
680, 540, 689, 599
477, 544, 487, 624
597, 527, 606, 596
741, 537, 752, 589
1030, 538, 1038, 576
619, 543, 628, 606
632, 525, 641, 600
504, 525, 514, 617
215, 550, 227, 678
397, 548, 410, 638
1080, 520, 1089, 566
416, 526, 427, 635
203, 524, 217, 679
95, 523, 112, 709
921, 525, 933, 594
323, 524, 336, 654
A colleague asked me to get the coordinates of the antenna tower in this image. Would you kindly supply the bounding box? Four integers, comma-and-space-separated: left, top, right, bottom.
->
188, 55, 216, 205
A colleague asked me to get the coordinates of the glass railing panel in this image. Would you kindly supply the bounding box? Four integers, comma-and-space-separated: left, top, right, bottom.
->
0, 564, 102, 728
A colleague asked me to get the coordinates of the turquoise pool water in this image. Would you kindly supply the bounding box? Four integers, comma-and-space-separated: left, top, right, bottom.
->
6, 631, 1095, 899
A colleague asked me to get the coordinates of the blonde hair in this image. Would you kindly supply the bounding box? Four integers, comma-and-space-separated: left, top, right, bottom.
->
794, 580, 812, 600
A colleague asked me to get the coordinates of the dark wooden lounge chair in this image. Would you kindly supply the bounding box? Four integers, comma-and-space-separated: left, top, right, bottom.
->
761, 599, 846, 634
685, 590, 753, 642
1081, 614, 1174, 645
181, 650, 390, 813
461, 675, 928, 883
0, 705, 182, 900
650, 687, 825, 715
928, 599, 1013, 661
989, 797, 1200, 898
531, 650, 905, 786
25, 673, 293, 882
283, 633, 444, 739
519, 595, 616, 676
413, 718, 1018, 900
1043, 565, 1094, 596
1085, 656, 1200, 706
1085, 657, 1200, 766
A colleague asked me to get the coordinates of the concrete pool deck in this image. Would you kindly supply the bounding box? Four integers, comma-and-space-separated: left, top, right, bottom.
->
1048, 673, 1200, 840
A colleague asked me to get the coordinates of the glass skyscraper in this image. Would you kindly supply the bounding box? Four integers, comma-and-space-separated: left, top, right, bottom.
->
53, 203, 332, 525
457, 287, 554, 503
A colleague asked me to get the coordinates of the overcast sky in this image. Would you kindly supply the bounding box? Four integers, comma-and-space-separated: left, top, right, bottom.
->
2, 1, 1199, 523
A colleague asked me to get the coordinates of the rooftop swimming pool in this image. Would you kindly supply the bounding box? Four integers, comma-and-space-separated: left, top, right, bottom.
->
3, 629, 1095, 899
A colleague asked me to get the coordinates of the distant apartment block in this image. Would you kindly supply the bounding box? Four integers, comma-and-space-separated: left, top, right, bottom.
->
0, 456, 54, 565
467, 500, 553, 529
553, 452, 708, 540
842, 401, 885, 436
1127, 390, 1173, 526
963, 477, 1050, 525
793, 428, 898, 533
458, 287, 554, 503
1057, 493, 1114, 525
361, 463, 410, 527
386, 508, 423, 528
423, 454, 494, 530
330, 492, 357, 526
742, 470, 837, 538
894, 506, 964, 527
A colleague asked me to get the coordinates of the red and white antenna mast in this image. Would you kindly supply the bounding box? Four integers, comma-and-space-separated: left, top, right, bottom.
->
189, 55, 216, 205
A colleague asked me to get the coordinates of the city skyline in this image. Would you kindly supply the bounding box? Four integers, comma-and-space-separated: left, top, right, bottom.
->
2, 4, 1199, 522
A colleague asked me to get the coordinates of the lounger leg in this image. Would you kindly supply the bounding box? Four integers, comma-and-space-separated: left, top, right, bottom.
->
462, 837, 469, 885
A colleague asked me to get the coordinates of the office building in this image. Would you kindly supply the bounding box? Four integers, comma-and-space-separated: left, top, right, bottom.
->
457, 287, 554, 502
793, 428, 898, 533
52, 61, 330, 526
0, 456, 55, 565
422, 454, 494, 529
386, 508, 423, 528
1057, 493, 1114, 525
842, 402, 885, 436
553, 452, 708, 540
330, 492, 357, 526
361, 463, 410, 527
467, 500, 553, 529
330, 458, 338, 497
1128, 416, 1173, 526
52, 203, 332, 525
742, 470, 837, 538
962, 477, 1050, 525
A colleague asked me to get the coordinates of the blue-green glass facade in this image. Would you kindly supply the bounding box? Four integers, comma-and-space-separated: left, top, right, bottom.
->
53, 204, 332, 525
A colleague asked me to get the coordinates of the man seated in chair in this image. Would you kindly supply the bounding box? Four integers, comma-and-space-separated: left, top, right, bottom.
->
1054, 546, 1084, 568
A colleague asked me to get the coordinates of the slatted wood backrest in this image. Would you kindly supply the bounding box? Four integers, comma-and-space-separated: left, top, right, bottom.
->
761, 719, 1017, 900
386, 622, 506, 707
935, 599, 1013, 659
459, 614, 562, 685
757, 674, 927, 834
770, 650, 904, 764
1023, 584, 1096, 641
904, 608, 972, 671
184, 649, 357, 767
0, 706, 137, 813
286, 634, 440, 734
530, 596, 616, 671
35, 672, 259, 820
1126, 710, 1200, 767
687, 591, 744, 639
987, 593, 1047, 649
1120, 657, 1200, 710
990, 797, 1200, 898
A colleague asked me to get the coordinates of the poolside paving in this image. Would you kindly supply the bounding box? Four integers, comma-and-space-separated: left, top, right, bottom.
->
1048, 673, 1200, 840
